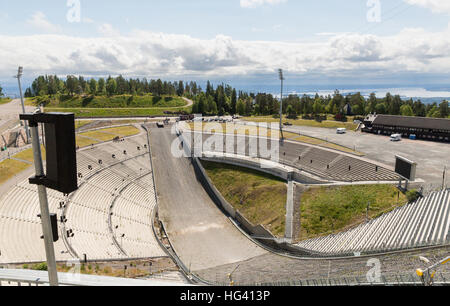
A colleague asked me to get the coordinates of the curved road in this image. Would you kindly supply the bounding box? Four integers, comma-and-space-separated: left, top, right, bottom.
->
149, 126, 267, 272
148, 125, 449, 285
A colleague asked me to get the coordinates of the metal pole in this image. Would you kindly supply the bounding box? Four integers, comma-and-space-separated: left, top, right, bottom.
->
443, 166, 446, 191
279, 69, 285, 142
366, 202, 371, 222
29, 123, 59, 286
17, 68, 30, 144
280, 76, 284, 141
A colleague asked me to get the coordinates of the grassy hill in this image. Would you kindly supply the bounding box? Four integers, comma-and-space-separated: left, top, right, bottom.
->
26, 94, 192, 118
0, 97, 12, 105
243, 115, 358, 130
299, 184, 407, 241
27, 94, 187, 108
202, 160, 288, 237
43, 107, 192, 118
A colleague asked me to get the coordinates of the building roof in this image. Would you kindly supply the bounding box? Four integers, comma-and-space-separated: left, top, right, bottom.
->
372, 115, 450, 131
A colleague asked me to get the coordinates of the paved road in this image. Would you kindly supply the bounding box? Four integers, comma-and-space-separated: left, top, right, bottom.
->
182, 97, 194, 108
0, 99, 34, 134
149, 126, 267, 272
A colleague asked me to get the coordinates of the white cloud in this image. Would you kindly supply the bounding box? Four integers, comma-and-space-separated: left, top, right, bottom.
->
27, 11, 62, 34
404, 0, 450, 14
240, 0, 287, 9
1, 26, 450, 80
97, 23, 120, 37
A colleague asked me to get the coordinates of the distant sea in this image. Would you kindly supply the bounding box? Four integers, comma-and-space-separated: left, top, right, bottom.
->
232, 84, 450, 104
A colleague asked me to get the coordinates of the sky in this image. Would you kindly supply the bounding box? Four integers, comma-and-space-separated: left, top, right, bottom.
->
1, 0, 450, 92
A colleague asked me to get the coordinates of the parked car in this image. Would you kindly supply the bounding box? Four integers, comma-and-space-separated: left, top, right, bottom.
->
336, 128, 347, 134
390, 134, 402, 141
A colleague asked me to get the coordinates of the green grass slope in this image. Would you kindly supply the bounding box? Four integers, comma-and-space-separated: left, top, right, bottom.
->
202, 161, 287, 237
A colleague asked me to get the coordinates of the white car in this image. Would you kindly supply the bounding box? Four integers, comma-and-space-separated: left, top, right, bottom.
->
390, 134, 402, 142
336, 128, 347, 134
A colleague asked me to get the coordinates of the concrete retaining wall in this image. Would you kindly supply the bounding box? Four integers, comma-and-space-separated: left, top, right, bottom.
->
201, 154, 289, 181
191, 156, 237, 219
201, 154, 327, 185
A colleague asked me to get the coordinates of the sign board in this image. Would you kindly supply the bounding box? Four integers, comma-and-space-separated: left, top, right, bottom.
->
20, 113, 78, 194
395, 155, 417, 181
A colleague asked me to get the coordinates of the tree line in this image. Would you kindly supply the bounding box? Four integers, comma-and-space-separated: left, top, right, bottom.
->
275, 91, 449, 119
194, 85, 449, 119
24, 75, 449, 119
25, 75, 201, 98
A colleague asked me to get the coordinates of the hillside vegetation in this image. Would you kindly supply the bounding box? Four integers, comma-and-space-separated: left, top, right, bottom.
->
202, 161, 287, 237
243, 115, 358, 130
299, 184, 407, 241
0, 97, 12, 105
27, 94, 187, 108
44, 107, 192, 118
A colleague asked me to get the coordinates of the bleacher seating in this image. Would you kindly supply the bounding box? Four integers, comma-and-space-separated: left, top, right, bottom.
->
186, 131, 400, 182
296, 190, 450, 255
0, 133, 165, 264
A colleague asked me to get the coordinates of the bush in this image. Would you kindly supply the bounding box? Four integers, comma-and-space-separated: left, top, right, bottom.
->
32, 262, 48, 271
314, 115, 327, 122
406, 189, 421, 203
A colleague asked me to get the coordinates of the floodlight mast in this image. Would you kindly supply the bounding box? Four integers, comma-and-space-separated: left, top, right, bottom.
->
278, 69, 285, 141
14, 67, 31, 144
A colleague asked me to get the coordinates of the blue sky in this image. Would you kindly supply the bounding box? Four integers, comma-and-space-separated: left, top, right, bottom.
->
1, 0, 448, 39
1, 0, 450, 91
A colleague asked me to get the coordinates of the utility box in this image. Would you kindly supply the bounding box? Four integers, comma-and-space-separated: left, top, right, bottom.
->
20, 113, 78, 194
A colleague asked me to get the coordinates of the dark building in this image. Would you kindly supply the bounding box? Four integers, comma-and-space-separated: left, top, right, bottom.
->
362, 115, 450, 142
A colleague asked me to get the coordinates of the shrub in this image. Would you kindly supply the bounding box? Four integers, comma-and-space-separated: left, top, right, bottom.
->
406, 189, 421, 203
32, 262, 48, 271
103, 266, 112, 274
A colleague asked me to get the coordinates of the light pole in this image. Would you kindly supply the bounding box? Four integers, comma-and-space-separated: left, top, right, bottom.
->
443, 166, 447, 191
14, 66, 30, 144
278, 69, 285, 142
29, 121, 59, 286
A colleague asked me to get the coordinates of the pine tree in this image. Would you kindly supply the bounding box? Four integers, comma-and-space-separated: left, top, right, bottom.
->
231, 89, 237, 115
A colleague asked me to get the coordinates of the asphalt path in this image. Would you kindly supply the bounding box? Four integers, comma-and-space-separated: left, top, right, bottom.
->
149, 126, 267, 272
0, 99, 35, 133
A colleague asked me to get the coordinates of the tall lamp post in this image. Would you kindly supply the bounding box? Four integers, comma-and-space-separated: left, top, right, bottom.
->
278, 69, 285, 142
14, 66, 30, 144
